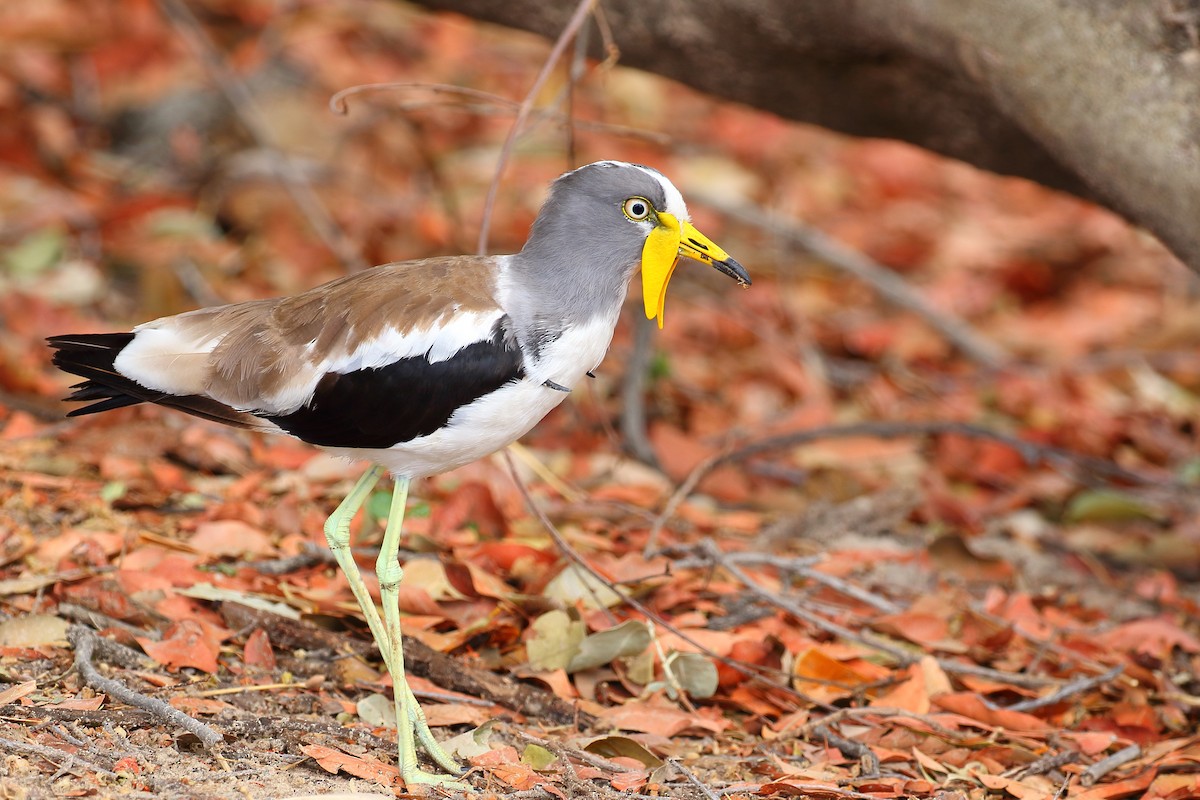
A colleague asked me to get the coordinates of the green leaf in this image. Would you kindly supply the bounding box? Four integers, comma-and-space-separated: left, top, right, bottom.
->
521, 743, 558, 770
567, 619, 652, 673
527, 609, 586, 671
1064, 490, 1158, 523
100, 481, 127, 504
4, 228, 64, 277
664, 651, 719, 698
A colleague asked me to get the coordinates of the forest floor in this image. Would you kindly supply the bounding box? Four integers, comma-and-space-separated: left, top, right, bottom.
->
0, 2, 1198, 799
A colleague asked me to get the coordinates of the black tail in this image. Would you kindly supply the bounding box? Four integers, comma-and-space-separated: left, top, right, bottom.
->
46, 333, 143, 417
46, 332, 261, 429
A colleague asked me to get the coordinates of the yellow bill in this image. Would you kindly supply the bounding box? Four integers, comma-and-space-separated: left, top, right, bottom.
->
641, 213, 751, 328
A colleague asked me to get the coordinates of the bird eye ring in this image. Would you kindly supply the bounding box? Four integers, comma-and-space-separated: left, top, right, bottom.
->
622, 197, 652, 221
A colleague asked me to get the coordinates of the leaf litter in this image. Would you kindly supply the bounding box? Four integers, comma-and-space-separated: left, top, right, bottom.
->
0, 1, 1198, 799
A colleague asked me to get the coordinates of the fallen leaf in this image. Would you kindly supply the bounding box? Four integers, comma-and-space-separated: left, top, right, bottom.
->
243, 628, 276, 670
0, 614, 70, 646
568, 619, 651, 673
300, 744, 398, 785
138, 620, 220, 673
527, 609, 586, 672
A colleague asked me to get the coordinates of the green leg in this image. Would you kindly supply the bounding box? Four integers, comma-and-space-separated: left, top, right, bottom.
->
323, 465, 390, 661
324, 467, 463, 786
377, 477, 464, 785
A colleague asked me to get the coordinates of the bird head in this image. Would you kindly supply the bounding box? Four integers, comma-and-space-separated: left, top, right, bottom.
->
526, 161, 750, 327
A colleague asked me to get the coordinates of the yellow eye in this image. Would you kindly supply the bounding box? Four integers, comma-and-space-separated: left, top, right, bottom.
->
623, 197, 652, 221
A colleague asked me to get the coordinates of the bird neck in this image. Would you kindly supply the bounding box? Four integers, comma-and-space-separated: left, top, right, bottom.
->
504, 231, 639, 333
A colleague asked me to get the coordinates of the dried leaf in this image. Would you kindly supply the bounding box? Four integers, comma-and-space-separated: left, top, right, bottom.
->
527, 609, 586, 671
357, 693, 395, 729
1065, 490, 1159, 523
664, 651, 718, 698
542, 564, 623, 609
0, 614, 69, 646
582, 735, 664, 768
568, 620, 652, 673
520, 743, 557, 770
441, 720, 497, 760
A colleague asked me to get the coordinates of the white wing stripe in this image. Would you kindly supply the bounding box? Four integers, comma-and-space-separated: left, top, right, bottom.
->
326, 309, 505, 373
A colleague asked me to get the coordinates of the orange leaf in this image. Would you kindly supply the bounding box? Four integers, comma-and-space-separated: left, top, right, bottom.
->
932, 692, 1050, 732
190, 520, 273, 559
596, 703, 731, 737
300, 744, 398, 785
610, 770, 649, 792
138, 619, 219, 673
243, 628, 276, 670
871, 664, 929, 713
1073, 767, 1157, 800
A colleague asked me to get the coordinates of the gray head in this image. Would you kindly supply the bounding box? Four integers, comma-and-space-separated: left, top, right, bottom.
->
509, 161, 748, 329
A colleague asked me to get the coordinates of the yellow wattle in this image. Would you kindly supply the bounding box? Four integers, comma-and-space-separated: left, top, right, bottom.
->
641, 214, 683, 329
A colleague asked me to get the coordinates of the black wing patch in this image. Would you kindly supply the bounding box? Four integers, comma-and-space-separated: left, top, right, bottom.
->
263, 316, 525, 448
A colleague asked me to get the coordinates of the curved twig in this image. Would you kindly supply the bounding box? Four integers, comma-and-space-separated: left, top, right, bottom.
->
68, 626, 223, 749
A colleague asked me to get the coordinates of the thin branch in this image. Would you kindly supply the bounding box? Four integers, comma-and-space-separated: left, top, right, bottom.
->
678, 552, 902, 615
330, 82, 669, 144
670, 757, 722, 800
477, 0, 598, 255
621, 313, 661, 466
696, 193, 1008, 367
0, 735, 117, 779
988, 664, 1124, 713
68, 626, 223, 749
502, 453, 834, 710
685, 540, 1065, 690
810, 724, 880, 778
514, 731, 636, 774
1080, 744, 1141, 786
647, 419, 1178, 555
157, 0, 367, 272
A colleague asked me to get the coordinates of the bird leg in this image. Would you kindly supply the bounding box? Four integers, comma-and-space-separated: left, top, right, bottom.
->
323, 467, 463, 786
377, 477, 464, 784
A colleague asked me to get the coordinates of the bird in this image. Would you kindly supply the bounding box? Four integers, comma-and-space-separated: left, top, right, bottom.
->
47, 160, 750, 787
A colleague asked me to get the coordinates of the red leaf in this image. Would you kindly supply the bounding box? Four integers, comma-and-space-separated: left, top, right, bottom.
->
138, 620, 219, 673
243, 628, 276, 670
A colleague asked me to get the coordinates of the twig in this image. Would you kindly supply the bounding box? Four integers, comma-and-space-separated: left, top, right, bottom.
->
674, 551, 898, 614
236, 542, 334, 575
0, 735, 117, 779
670, 757, 722, 800
330, 82, 668, 144
620, 313, 661, 466
795, 706, 974, 741
690, 541, 912, 663
1004, 749, 1078, 779
476, 0, 598, 255
989, 664, 1124, 713
58, 602, 160, 644
1080, 743, 1141, 786
810, 725, 880, 779
696, 193, 1008, 367
68, 626, 223, 749
686, 541, 1065, 689
503, 454, 833, 710
647, 419, 1177, 555
514, 731, 636, 774
156, 0, 367, 272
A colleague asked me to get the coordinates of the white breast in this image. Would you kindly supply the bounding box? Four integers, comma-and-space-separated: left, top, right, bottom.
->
330, 311, 621, 479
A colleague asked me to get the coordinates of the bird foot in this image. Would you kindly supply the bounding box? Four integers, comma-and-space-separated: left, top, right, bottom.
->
401, 767, 468, 791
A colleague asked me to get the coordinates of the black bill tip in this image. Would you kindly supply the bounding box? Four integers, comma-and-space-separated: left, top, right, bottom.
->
713, 256, 751, 287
